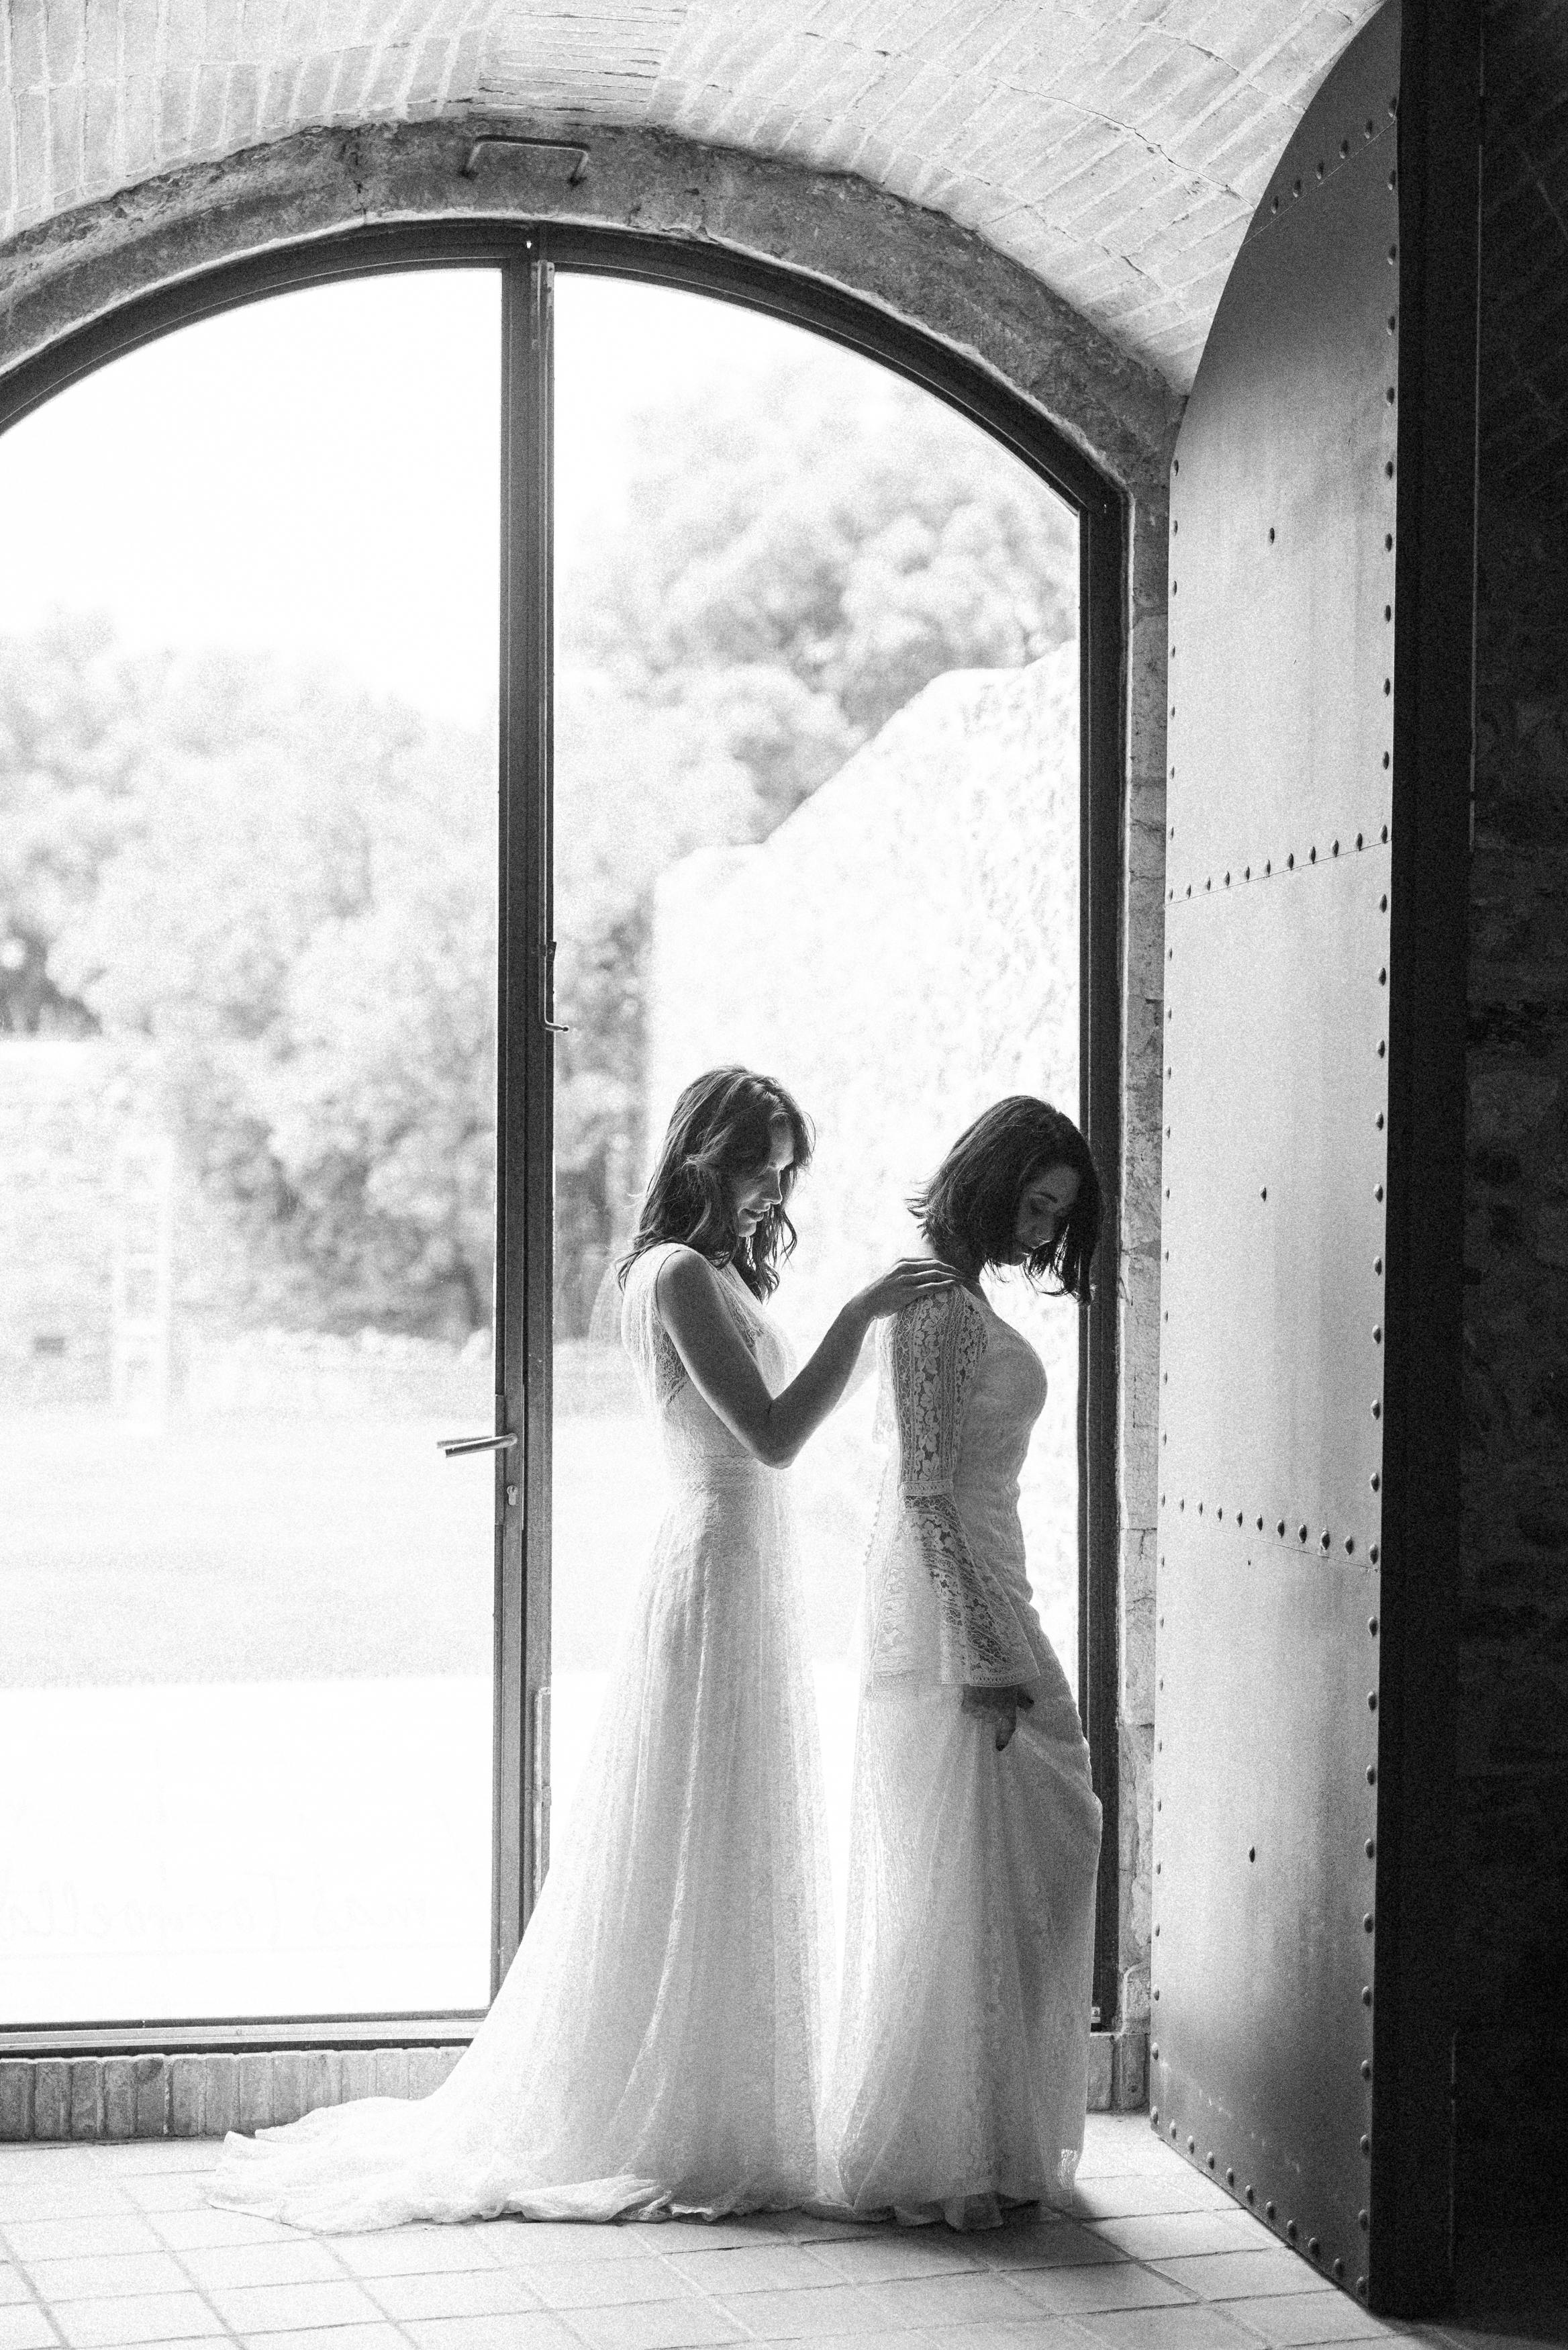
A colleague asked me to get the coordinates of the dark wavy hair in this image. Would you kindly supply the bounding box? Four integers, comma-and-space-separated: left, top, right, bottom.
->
620, 1067, 814, 1300
914, 1096, 1101, 1304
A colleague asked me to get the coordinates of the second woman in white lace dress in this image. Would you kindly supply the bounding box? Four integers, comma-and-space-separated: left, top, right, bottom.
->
211, 1066, 952, 2232
826, 1096, 1104, 2228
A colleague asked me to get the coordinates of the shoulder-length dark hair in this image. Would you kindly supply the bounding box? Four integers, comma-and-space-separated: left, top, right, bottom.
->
914, 1095, 1101, 1304
620, 1066, 814, 1300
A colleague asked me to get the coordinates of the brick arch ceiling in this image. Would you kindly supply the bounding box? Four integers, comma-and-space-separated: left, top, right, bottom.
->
2, 0, 1381, 391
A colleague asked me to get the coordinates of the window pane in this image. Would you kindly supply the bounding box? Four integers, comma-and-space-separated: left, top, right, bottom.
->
0, 272, 501, 2021
549, 276, 1079, 1914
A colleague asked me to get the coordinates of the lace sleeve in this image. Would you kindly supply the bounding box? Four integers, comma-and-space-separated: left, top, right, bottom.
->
885, 1288, 1040, 1688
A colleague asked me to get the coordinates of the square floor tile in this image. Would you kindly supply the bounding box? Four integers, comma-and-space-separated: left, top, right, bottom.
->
487, 2225, 654, 2267
0, 2309, 54, 2350
330, 2229, 500, 2279
513, 2259, 697, 2312
3, 2220, 164, 2263
234, 2329, 409, 2350
805, 2231, 989, 2285
28, 2255, 188, 2303
401, 2320, 581, 2350
52, 2292, 224, 2347
874, 2271, 1047, 2328
1012, 2264, 1198, 2316
564, 2301, 750, 2350
148, 2211, 291, 2253
0, 2275, 35, 2311
206, 2280, 386, 2334
1060, 2177, 1238, 2222
665, 2247, 840, 2296
980, 2221, 1129, 2271
1071, 2302, 1259, 2350
0, 2180, 134, 2226
178, 2242, 342, 2292
1090, 2216, 1273, 2263
116, 2184, 211, 2220
1218, 2292, 1395, 2344
89, 2153, 217, 2180
918, 2323, 1105, 2350
363, 2267, 544, 2320
1150, 2253, 1336, 2303
705, 2282, 899, 2340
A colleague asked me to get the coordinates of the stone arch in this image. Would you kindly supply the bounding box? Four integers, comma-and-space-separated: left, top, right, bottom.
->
0, 119, 1173, 2067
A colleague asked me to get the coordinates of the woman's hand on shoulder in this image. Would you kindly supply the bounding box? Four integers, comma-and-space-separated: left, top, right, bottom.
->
853, 1258, 960, 1323
962, 1683, 1036, 1751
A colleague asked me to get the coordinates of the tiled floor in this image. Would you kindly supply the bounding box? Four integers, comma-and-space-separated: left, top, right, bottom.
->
0, 2117, 1559, 2350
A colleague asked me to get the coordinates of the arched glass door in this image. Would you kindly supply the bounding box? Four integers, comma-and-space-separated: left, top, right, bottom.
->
0, 238, 1114, 2044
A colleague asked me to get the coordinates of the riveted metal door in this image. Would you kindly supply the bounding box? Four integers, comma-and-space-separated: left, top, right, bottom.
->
1153, 0, 1438, 2312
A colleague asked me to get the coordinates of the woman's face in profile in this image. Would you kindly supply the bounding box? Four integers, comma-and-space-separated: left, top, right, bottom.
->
1010, 1162, 1079, 1262
728, 1115, 795, 1237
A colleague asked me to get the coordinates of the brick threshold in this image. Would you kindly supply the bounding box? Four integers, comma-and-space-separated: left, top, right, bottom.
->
0, 2030, 1148, 2142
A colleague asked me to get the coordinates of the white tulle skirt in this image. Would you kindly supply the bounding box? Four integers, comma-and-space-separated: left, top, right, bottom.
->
210, 1465, 834, 2232
824, 1668, 1103, 2226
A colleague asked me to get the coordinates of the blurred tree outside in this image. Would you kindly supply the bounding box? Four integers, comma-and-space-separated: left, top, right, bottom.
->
0, 363, 1075, 1348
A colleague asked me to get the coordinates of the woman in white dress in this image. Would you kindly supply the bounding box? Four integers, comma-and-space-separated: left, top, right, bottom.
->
826, 1096, 1104, 2228
211, 1066, 952, 2232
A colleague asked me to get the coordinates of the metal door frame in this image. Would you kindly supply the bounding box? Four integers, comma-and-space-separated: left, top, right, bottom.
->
0, 221, 1126, 2053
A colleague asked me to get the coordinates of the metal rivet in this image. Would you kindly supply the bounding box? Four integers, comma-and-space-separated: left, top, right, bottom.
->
1377, 1039, 1386, 1056
1246, 2184, 1256, 2203
1371, 1400, 1381, 1419
1368, 1692, 1377, 1711
1299, 1523, 1308, 1542
1227, 2167, 1235, 2187
1361, 2136, 1371, 2157
1287, 852, 1295, 868
1266, 2200, 1277, 2220
1375, 1113, 1385, 1131
1374, 1184, 1384, 1203
1309, 2236, 1320, 2257
1369, 1616, 1379, 1635
1367, 1765, 1377, 1785
1334, 2257, 1345, 2280
1153, 2047, 1159, 2061
1287, 2220, 1298, 2243
1358, 2277, 1369, 2299
1346, 1536, 1355, 1554
1361, 2061, 1373, 2080
1188, 2136, 1195, 2153
1245, 864, 1252, 879
1373, 1324, 1383, 1342
1369, 1544, 1379, 1563
1249, 1845, 1257, 1861
1277, 1519, 1286, 1536
1373, 1257, 1383, 1274
1151, 2105, 1160, 2124
1364, 1911, 1375, 1932
1378, 966, 1387, 984
1359, 2208, 1369, 2230
1366, 1837, 1376, 1858
1362, 1985, 1373, 2006
1321, 1530, 1332, 1550
1261, 1185, 1268, 1200
1207, 2152, 1216, 2170
1381, 825, 1389, 843
1269, 526, 1276, 542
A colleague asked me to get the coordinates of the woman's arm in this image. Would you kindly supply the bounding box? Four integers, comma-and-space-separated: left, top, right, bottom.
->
888, 1288, 1041, 1736
655, 1249, 952, 1469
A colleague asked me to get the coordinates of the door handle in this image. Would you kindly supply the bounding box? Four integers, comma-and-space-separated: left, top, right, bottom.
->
438, 1431, 519, 1458
540, 941, 570, 1035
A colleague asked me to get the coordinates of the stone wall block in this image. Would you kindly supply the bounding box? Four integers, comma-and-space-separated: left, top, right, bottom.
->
1085, 2032, 1114, 2111
269, 2051, 305, 2126
134, 2055, 168, 2137
32, 2060, 68, 2141
103, 2058, 136, 2141
372, 2048, 411, 2100
338, 2051, 377, 2103
202, 2055, 238, 2138
1113, 2026, 1148, 2110
236, 2053, 273, 2134
0, 2061, 34, 2140
68, 2057, 101, 2140
170, 2055, 206, 2136
299, 2049, 342, 2120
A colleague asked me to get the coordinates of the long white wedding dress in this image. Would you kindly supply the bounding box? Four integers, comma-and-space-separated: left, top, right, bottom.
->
210, 1242, 834, 2230
825, 1283, 1103, 2225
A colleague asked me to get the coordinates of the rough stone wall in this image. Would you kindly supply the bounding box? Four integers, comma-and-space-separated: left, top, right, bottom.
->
1452, 0, 1568, 2239
0, 0, 1380, 389
1458, 491, 1568, 2232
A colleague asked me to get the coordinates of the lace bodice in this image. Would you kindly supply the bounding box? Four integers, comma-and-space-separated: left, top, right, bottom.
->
864, 1284, 1049, 1688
